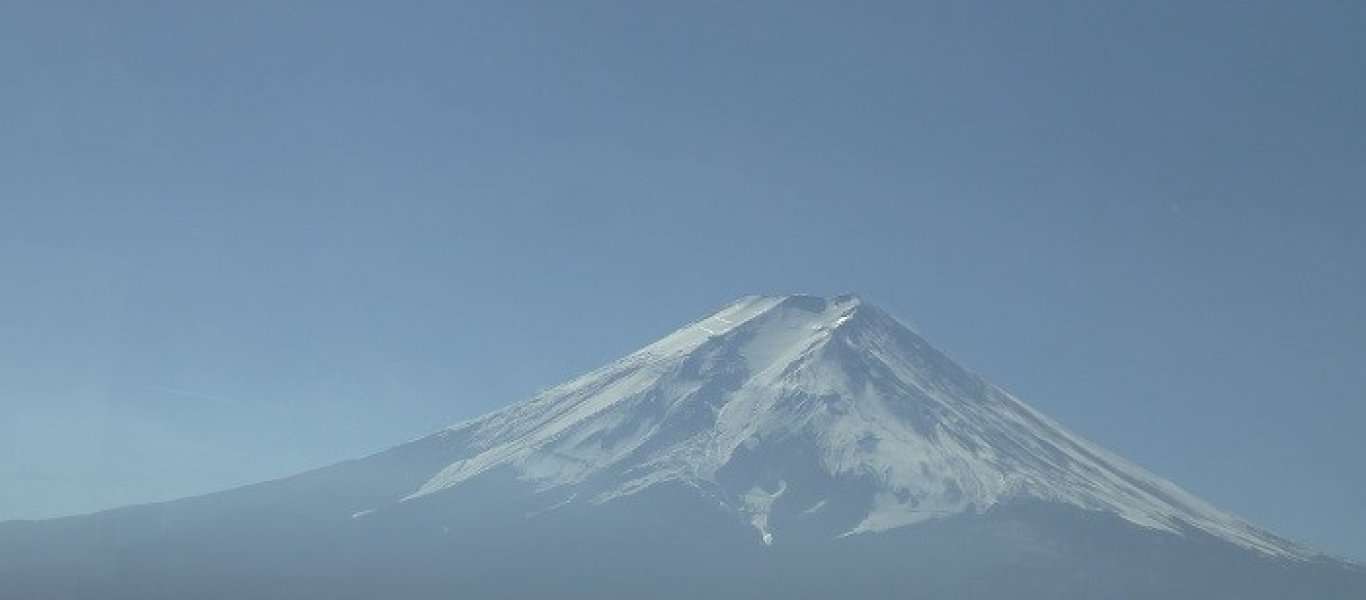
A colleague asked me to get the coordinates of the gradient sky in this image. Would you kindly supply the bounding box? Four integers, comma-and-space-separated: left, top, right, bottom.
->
2, 1, 1363, 560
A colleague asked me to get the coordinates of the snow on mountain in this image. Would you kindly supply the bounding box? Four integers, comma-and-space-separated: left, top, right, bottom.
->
393, 294, 1304, 558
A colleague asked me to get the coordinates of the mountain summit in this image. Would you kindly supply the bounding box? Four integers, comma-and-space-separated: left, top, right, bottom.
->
3, 294, 1361, 599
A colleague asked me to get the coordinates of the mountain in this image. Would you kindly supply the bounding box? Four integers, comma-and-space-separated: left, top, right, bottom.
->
3, 294, 1362, 599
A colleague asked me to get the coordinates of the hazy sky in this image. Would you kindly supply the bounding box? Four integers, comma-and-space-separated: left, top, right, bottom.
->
2, 2, 1363, 560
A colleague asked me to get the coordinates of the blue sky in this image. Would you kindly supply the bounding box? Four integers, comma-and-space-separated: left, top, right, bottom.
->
2, 2, 1363, 559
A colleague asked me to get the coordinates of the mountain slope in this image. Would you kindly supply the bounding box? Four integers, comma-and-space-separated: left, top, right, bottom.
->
2, 294, 1361, 599
386, 294, 1300, 556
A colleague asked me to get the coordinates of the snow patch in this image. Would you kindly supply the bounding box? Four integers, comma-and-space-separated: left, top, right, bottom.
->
742, 480, 786, 546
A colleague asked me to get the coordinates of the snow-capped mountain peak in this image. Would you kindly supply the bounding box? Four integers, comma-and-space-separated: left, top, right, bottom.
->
399, 294, 1304, 557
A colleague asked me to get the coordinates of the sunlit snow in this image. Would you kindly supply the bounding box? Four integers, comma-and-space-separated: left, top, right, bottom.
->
393, 294, 1306, 559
